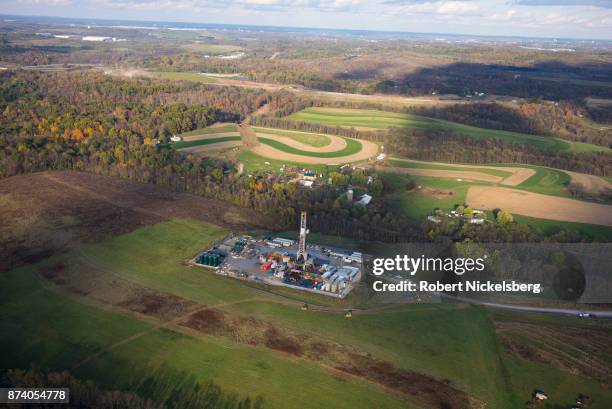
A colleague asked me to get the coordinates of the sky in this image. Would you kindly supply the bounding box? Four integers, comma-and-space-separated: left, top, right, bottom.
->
3, 0, 612, 40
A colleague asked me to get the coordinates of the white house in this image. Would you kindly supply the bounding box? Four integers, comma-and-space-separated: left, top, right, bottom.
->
299, 180, 314, 188
356, 194, 372, 206
427, 215, 441, 224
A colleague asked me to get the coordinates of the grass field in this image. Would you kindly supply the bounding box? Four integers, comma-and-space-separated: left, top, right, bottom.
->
513, 215, 612, 241
386, 159, 513, 178
387, 158, 572, 198
180, 124, 238, 137
0, 270, 407, 409
257, 136, 362, 158
381, 172, 612, 238
514, 166, 571, 197
151, 71, 219, 83
252, 127, 331, 148
2, 219, 611, 408
237, 150, 335, 174
170, 136, 241, 150
181, 44, 244, 54
381, 173, 473, 220
573, 141, 612, 153
288, 108, 607, 153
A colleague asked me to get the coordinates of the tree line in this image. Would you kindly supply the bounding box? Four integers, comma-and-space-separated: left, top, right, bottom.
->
385, 127, 610, 177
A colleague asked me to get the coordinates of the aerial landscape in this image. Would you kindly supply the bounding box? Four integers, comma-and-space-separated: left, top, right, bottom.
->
0, 1, 611, 408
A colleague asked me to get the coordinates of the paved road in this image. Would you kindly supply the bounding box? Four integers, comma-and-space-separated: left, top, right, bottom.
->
443, 294, 612, 318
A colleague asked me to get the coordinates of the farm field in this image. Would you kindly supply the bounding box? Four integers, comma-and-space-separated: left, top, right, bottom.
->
180, 123, 239, 137
171, 136, 241, 150
288, 108, 610, 153
2, 217, 611, 409
237, 150, 335, 174
252, 127, 332, 147
379, 172, 612, 238
512, 215, 612, 241
380, 173, 473, 221
248, 126, 379, 165
0, 268, 408, 409
150, 71, 219, 83
386, 158, 514, 178
257, 136, 359, 158
384, 158, 593, 198
466, 186, 612, 227
180, 44, 244, 54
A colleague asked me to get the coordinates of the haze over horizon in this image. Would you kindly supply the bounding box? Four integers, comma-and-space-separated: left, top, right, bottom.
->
2, 0, 612, 40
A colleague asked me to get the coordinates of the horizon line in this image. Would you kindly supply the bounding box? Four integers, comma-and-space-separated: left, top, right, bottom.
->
2, 13, 611, 43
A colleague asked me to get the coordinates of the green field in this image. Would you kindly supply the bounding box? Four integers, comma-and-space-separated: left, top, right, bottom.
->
257, 136, 362, 158
381, 171, 612, 239
151, 71, 219, 83
288, 108, 595, 152
2, 219, 611, 408
180, 124, 238, 137
170, 136, 241, 150
237, 150, 335, 174
386, 158, 513, 178
513, 215, 612, 241
1, 273, 405, 409
573, 141, 612, 153
252, 127, 331, 148
181, 44, 244, 54
386, 158, 573, 198
514, 166, 571, 197
381, 173, 473, 221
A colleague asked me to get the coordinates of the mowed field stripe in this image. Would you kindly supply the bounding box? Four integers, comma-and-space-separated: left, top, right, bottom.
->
255, 131, 347, 152
182, 132, 240, 142
257, 136, 361, 158
376, 166, 503, 183
289, 107, 578, 152
387, 157, 536, 186
466, 186, 612, 227
250, 137, 378, 165
171, 136, 241, 149
179, 140, 243, 153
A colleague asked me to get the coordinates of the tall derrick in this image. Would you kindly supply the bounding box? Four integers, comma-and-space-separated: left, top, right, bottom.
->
296, 210, 308, 263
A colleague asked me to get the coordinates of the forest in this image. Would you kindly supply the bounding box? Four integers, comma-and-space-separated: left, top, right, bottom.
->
0, 70, 597, 243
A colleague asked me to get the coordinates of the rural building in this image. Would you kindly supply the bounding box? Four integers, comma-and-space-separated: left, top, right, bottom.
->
347, 189, 354, 201
299, 180, 314, 188
427, 215, 441, 224
303, 171, 316, 181
356, 194, 372, 206
343, 252, 363, 264
266, 237, 295, 248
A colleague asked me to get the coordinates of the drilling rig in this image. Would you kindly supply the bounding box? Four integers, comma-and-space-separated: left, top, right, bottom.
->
296, 210, 308, 265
